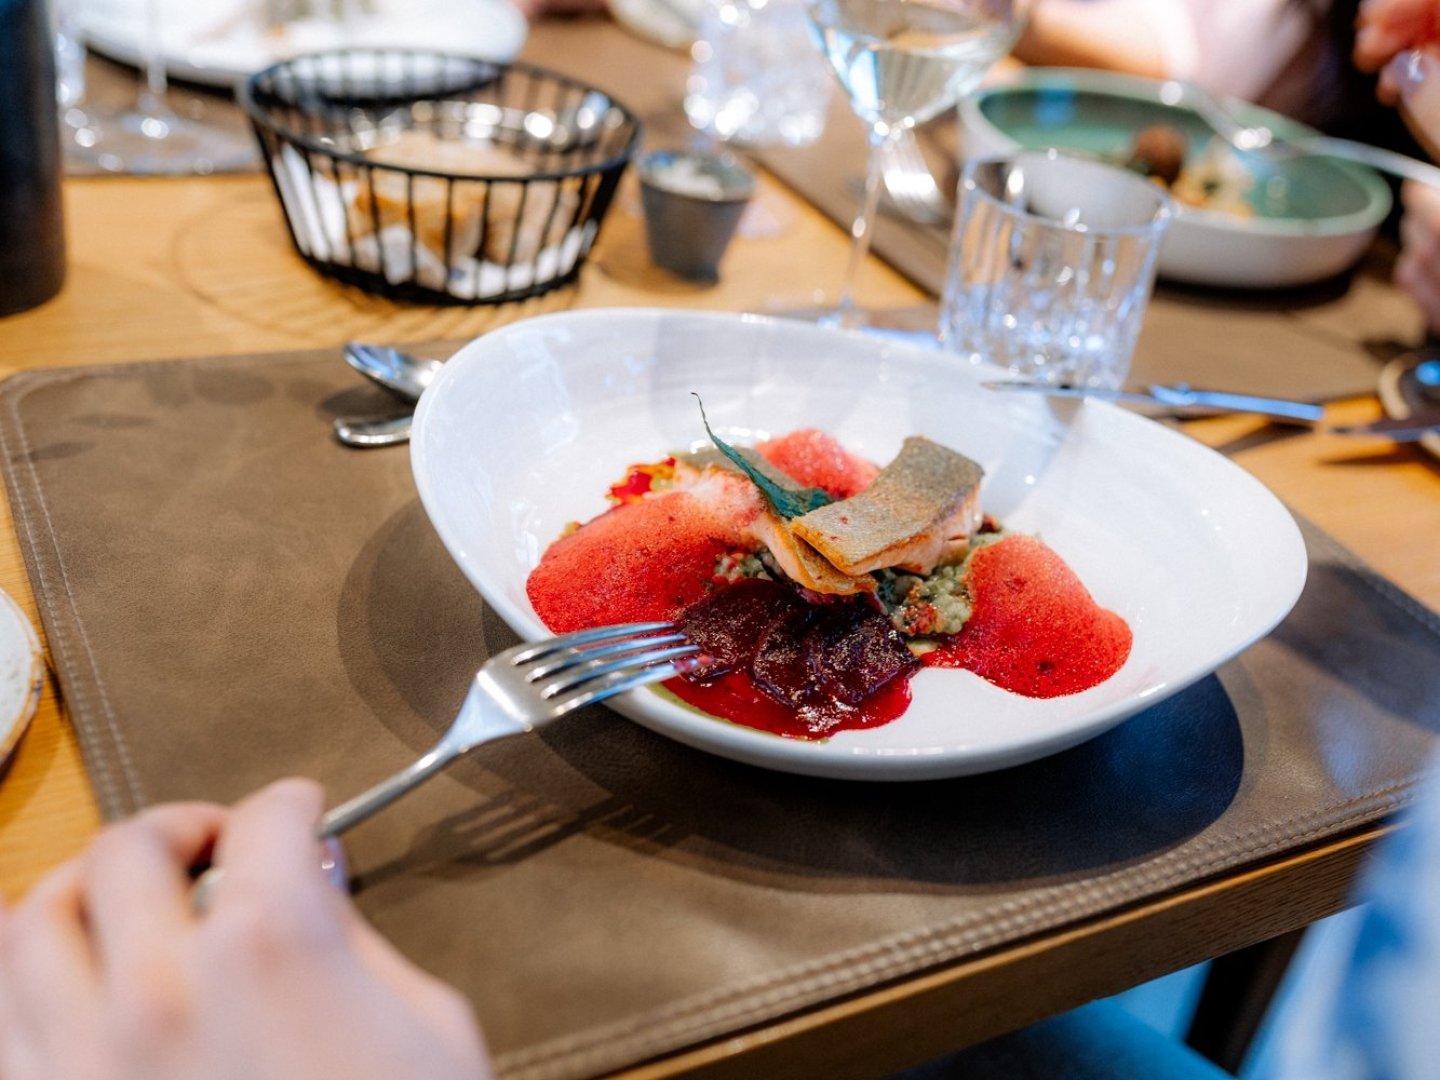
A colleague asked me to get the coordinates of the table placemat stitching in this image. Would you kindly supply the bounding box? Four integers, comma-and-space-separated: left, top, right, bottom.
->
496, 781, 1420, 1078
0, 370, 148, 816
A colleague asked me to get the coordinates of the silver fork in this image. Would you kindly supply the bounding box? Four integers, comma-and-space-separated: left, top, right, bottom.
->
881, 129, 952, 226
192, 623, 696, 908
320, 622, 698, 836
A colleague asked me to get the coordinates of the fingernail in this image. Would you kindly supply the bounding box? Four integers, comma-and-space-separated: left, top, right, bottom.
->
320, 837, 349, 891
1385, 49, 1434, 100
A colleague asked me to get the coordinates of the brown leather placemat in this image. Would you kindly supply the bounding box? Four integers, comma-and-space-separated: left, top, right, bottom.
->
2, 348, 1438, 1080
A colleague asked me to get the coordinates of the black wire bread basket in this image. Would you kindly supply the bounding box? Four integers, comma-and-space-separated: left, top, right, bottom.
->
239, 50, 641, 305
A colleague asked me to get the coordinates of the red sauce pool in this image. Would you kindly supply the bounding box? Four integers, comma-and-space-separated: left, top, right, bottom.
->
664, 669, 913, 740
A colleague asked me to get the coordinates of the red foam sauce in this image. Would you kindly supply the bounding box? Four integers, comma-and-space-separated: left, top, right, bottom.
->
924, 534, 1132, 697
526, 492, 735, 631
757, 429, 879, 498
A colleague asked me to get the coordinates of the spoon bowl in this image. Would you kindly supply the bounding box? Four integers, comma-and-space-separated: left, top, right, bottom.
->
343, 342, 444, 404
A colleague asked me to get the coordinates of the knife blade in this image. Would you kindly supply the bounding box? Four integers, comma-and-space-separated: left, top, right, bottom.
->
1326, 416, 1440, 441
981, 381, 1325, 424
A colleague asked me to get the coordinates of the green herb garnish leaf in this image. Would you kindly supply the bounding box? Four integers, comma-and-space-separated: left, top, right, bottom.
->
694, 394, 831, 519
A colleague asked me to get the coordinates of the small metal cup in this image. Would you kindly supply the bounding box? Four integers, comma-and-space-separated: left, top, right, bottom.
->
638, 150, 755, 282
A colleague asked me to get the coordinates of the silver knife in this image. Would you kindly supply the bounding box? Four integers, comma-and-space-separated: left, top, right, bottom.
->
982, 381, 1325, 424
1326, 416, 1440, 441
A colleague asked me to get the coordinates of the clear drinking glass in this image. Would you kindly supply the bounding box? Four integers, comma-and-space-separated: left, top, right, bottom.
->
685, 0, 833, 148
939, 150, 1173, 389
806, 0, 1029, 328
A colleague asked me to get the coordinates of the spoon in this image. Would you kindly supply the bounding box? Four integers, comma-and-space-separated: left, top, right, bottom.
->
342, 342, 442, 403
334, 343, 444, 448
334, 413, 416, 447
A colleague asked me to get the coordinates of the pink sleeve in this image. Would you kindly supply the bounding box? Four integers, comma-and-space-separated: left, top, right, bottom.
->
1145, 0, 1315, 100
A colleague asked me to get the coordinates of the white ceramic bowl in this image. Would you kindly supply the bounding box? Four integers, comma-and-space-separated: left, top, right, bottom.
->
959, 68, 1392, 289
412, 309, 1307, 780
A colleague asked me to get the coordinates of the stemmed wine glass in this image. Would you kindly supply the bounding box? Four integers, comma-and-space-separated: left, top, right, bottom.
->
805, 0, 1029, 328
65, 0, 256, 175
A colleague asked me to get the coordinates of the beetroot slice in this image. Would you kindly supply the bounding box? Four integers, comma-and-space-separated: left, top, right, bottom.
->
806, 607, 919, 705
680, 580, 920, 718
750, 609, 821, 707
679, 578, 807, 679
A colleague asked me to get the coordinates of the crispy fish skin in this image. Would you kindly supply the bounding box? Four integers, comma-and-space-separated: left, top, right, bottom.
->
791, 436, 984, 576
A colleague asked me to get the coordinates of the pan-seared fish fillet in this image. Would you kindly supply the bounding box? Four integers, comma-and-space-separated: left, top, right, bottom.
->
673, 450, 874, 595
791, 437, 984, 576
749, 511, 876, 595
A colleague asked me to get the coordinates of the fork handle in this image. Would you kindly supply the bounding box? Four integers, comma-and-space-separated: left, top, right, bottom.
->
318, 740, 464, 839
189, 739, 462, 913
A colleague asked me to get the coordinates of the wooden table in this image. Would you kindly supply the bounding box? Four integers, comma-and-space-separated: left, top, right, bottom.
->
2, 23, 1440, 1080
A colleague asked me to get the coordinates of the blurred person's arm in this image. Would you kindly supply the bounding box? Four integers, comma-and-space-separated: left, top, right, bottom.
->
0, 780, 493, 1080
1013, 0, 1316, 107
1012, 0, 1178, 79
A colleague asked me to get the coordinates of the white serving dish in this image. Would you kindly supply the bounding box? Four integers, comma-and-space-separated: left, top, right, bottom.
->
412, 308, 1308, 780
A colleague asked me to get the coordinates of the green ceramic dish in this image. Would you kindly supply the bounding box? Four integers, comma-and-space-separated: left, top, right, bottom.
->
959, 68, 1393, 288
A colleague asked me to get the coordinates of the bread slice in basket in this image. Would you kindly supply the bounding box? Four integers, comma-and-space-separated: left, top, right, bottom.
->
347, 129, 581, 266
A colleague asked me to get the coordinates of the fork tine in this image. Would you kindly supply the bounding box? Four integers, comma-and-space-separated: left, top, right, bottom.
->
521, 630, 689, 681
535, 643, 700, 700
504, 622, 676, 665
545, 660, 690, 717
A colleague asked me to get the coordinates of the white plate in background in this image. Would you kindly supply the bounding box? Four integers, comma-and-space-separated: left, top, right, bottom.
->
80, 0, 528, 88
411, 309, 1307, 780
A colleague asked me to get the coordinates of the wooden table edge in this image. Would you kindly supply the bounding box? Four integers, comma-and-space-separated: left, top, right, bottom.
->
611, 822, 1390, 1080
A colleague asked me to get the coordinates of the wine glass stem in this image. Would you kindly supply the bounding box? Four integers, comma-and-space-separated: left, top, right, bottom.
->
137, 0, 170, 122
836, 123, 899, 330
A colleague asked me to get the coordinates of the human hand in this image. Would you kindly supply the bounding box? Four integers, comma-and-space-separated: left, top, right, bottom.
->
1394, 180, 1440, 333
1356, 0, 1435, 61
0, 779, 492, 1080
1355, 0, 1440, 99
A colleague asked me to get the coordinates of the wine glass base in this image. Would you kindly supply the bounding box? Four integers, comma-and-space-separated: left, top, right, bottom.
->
64, 102, 257, 176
